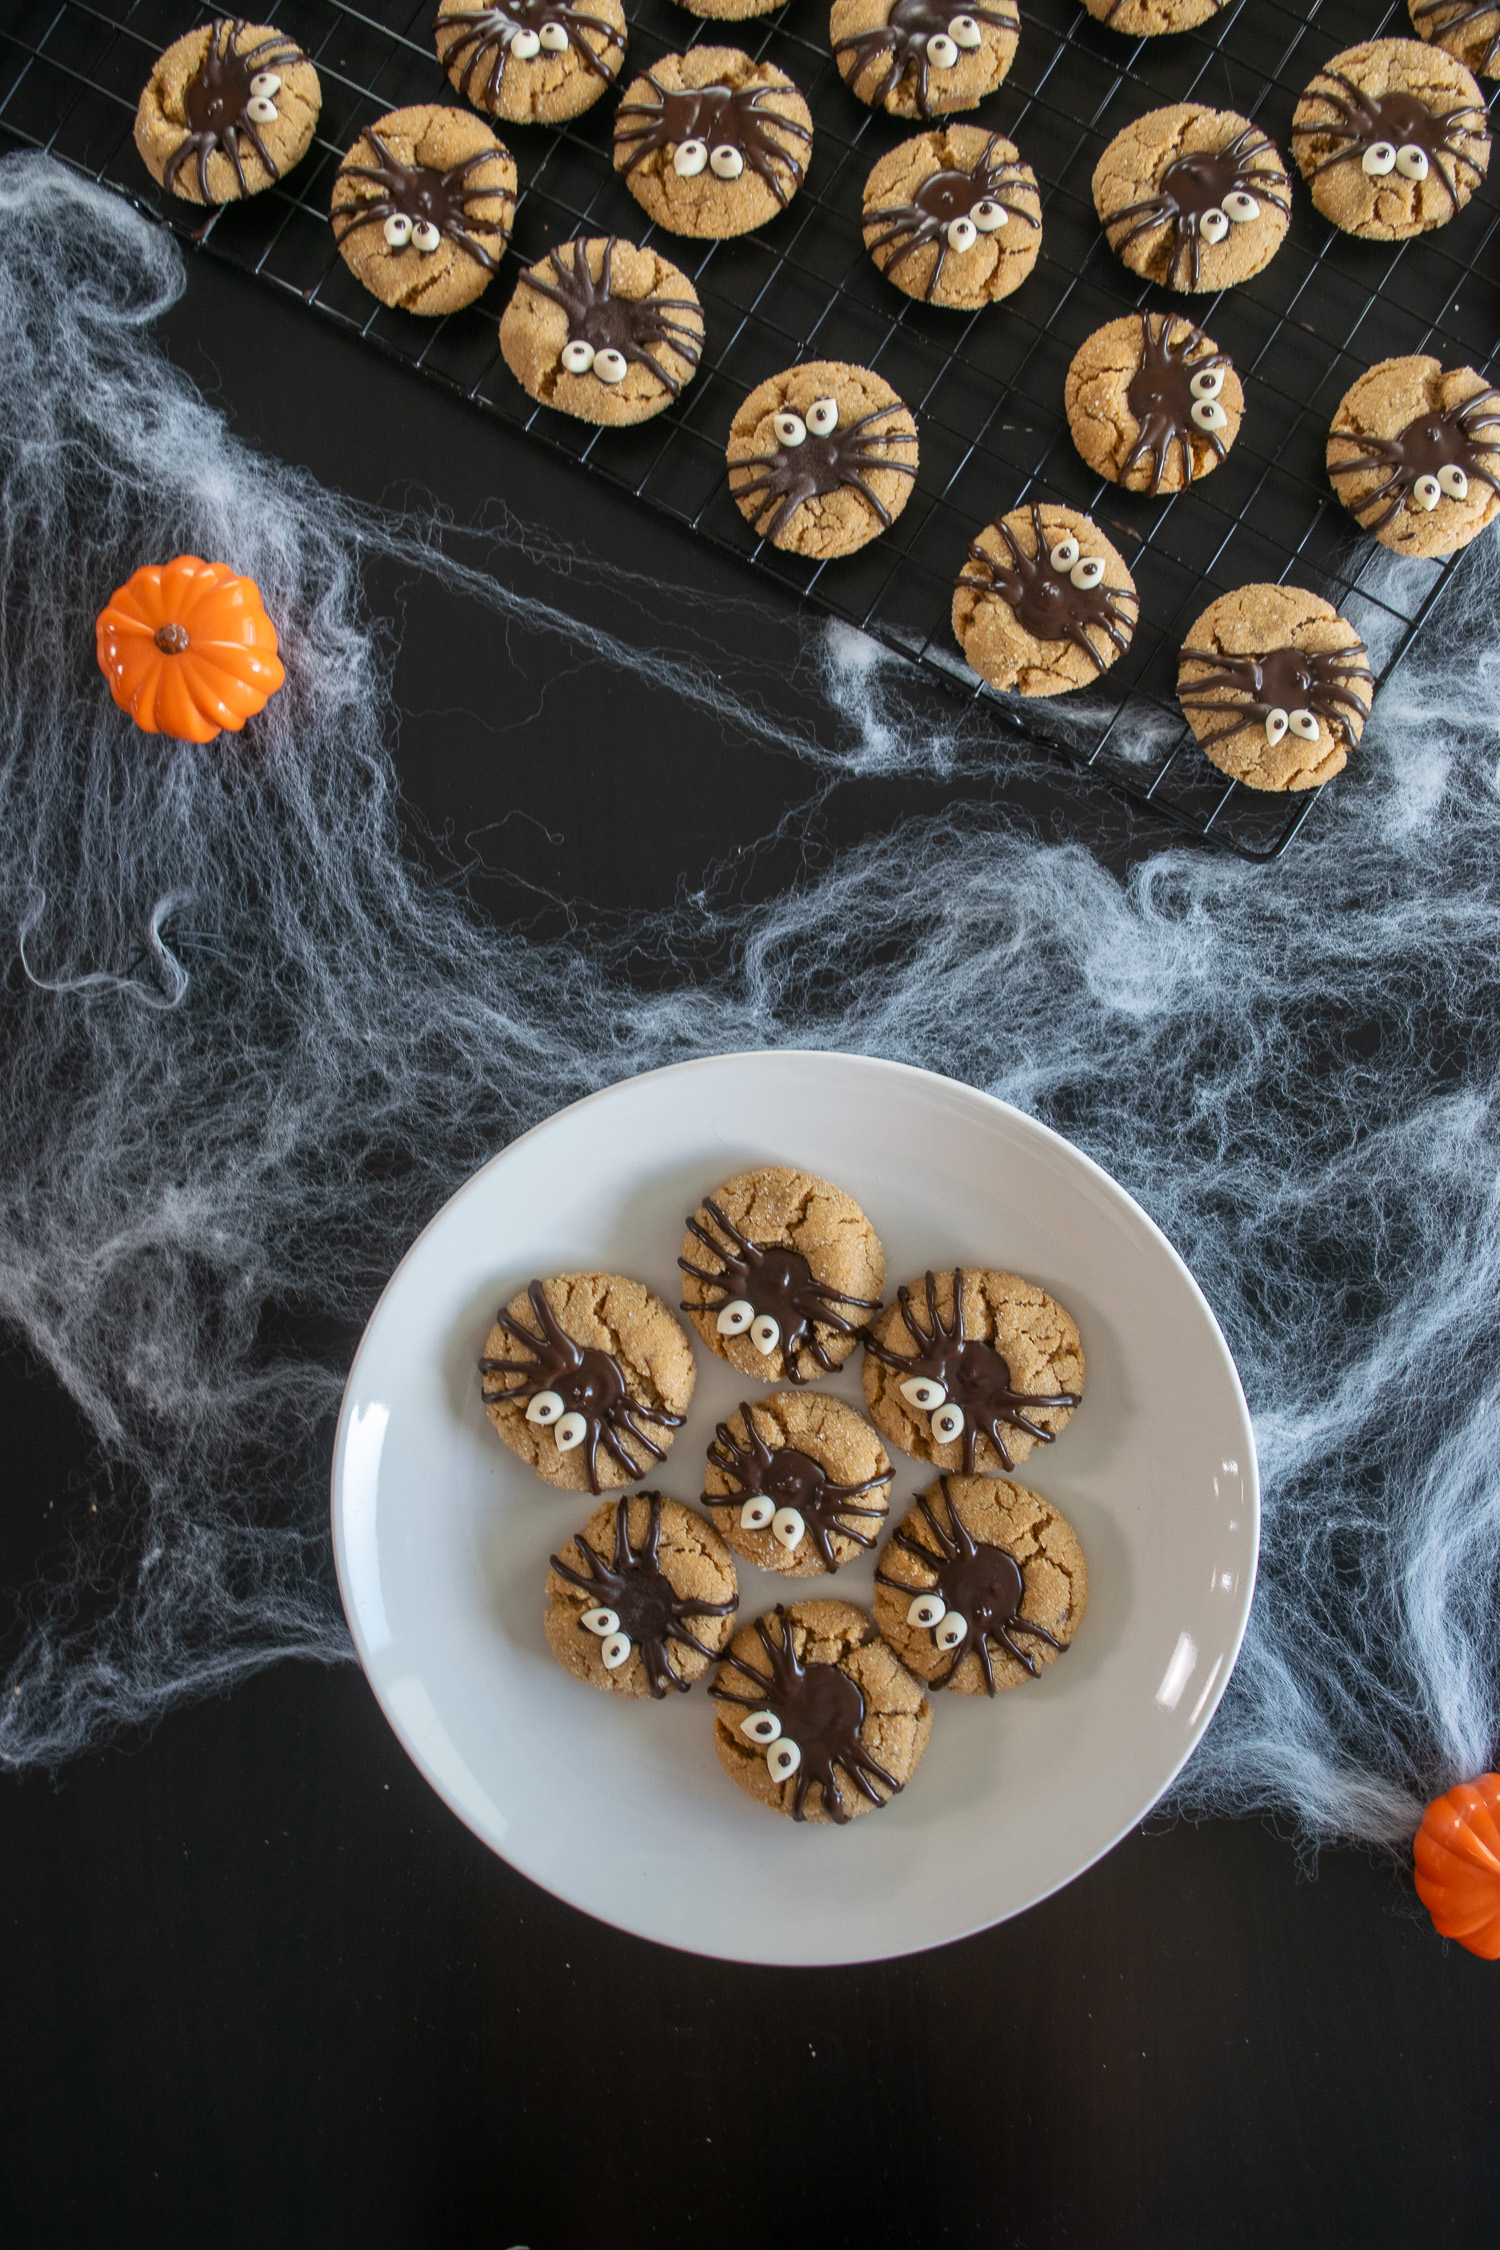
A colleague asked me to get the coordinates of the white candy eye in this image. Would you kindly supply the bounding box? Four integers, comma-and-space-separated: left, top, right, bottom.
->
526, 1388, 565, 1424
539, 19, 570, 46
1222, 190, 1260, 222
740, 1709, 782, 1743
935, 1613, 969, 1649
807, 397, 839, 436
710, 144, 745, 180
716, 1298, 755, 1334
674, 138, 708, 177
383, 213, 413, 248
1288, 710, 1320, 740
1396, 144, 1430, 180
949, 11, 983, 41
1048, 535, 1080, 571
411, 220, 441, 253
1413, 472, 1443, 511
581, 1606, 619, 1637
900, 1376, 947, 1410
908, 1592, 947, 1627
245, 95, 278, 122
771, 1506, 805, 1551
1192, 399, 1228, 431
1362, 140, 1397, 176
601, 1631, 632, 1669
510, 27, 541, 56
931, 1401, 965, 1443
1070, 556, 1106, 590
947, 215, 978, 252
1189, 366, 1224, 400
593, 348, 628, 384
926, 32, 960, 66
767, 1738, 802, 1781
750, 1313, 781, 1355
774, 412, 807, 447
560, 339, 596, 374
1439, 464, 1469, 499
1199, 207, 1230, 245
554, 1410, 588, 1451
740, 1495, 775, 1530
972, 198, 1007, 231
250, 71, 281, 96
1264, 708, 1289, 746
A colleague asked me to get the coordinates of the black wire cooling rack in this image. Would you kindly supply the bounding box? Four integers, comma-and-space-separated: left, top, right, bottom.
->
2, 0, 1497, 855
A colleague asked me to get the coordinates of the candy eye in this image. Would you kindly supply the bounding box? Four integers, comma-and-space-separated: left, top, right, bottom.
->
931, 1402, 965, 1443
383, 213, 413, 248
740, 1495, 775, 1530
539, 20, 570, 47
526, 1388, 565, 1425
581, 1606, 620, 1637
510, 27, 541, 56
1396, 144, 1430, 180
971, 198, 1007, 231
774, 412, 807, 447
935, 1613, 969, 1649
411, 220, 441, 253
245, 95, 278, 122
926, 32, 960, 66
1191, 399, 1228, 431
899, 1376, 947, 1410
1222, 190, 1260, 222
554, 1410, 588, 1451
1413, 472, 1443, 511
807, 397, 840, 435
750, 1313, 781, 1355
1048, 535, 1080, 571
1070, 557, 1106, 590
250, 71, 281, 96
767, 1739, 802, 1781
1264, 708, 1289, 746
948, 11, 983, 41
716, 1298, 755, 1334
1362, 140, 1397, 176
561, 339, 596, 374
593, 348, 628, 384
740, 1710, 782, 1743
1199, 207, 1229, 244
1439, 464, 1469, 499
1189, 366, 1224, 400
600, 1631, 632, 1669
710, 144, 745, 180
1288, 710, 1320, 740
907, 1592, 947, 1627
674, 138, 708, 177
946, 215, 978, 252
771, 1505, 805, 1552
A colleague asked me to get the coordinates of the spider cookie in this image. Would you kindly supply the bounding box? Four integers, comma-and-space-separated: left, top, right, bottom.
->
832, 0, 1019, 119
499, 239, 704, 425
613, 48, 812, 237
134, 19, 320, 205
546, 1493, 737, 1696
702, 1393, 893, 1576
479, 1273, 696, 1494
1328, 357, 1500, 557
874, 1476, 1087, 1695
435, 0, 627, 124
862, 127, 1041, 308
676, 0, 781, 21
678, 1165, 885, 1384
1080, 0, 1228, 32
1293, 41, 1488, 238
726, 363, 918, 558
953, 503, 1137, 695
1410, 0, 1500, 80
711, 1600, 932, 1824
1177, 585, 1374, 792
1066, 314, 1242, 496
863, 1266, 1084, 1476
331, 108, 515, 315
1094, 104, 1291, 291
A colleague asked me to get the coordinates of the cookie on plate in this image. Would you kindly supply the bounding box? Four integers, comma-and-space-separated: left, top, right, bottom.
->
953, 503, 1137, 695
331, 107, 516, 314
545, 1493, 738, 1696
831, 0, 1020, 119
613, 48, 812, 236
1080, 0, 1229, 32
134, 18, 320, 204
499, 238, 704, 424
863, 1265, 1084, 1475
1409, 0, 1500, 81
678, 1164, 885, 1383
1327, 356, 1500, 556
701, 1393, 893, 1575
726, 362, 918, 557
479, 1273, 696, 1493
435, 0, 626, 123
711, 1600, 932, 1823
1093, 103, 1291, 290
1066, 313, 1242, 495
874, 1476, 1087, 1695
1293, 39, 1488, 237
1176, 585, 1374, 791
862, 126, 1041, 307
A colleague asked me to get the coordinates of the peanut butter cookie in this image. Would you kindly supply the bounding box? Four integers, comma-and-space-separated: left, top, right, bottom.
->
135, 18, 320, 205
1066, 314, 1242, 495
545, 1493, 737, 1696
874, 1476, 1087, 1695
499, 238, 704, 425
701, 1393, 893, 1576
1176, 585, 1375, 791
862, 126, 1041, 307
1081, 0, 1228, 31
726, 362, 918, 557
863, 1266, 1084, 1476
1293, 39, 1488, 238
332, 107, 516, 315
1327, 356, 1500, 556
613, 48, 812, 237
435, 0, 626, 124
952, 503, 1138, 695
1409, 0, 1500, 82
1094, 103, 1291, 290
831, 0, 1019, 119
678, 1164, 885, 1384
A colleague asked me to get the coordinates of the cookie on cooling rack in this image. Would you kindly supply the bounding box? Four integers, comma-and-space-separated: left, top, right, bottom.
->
499, 238, 705, 425
1093, 102, 1292, 290
612, 47, 812, 236
1066, 313, 1243, 495
1292, 39, 1489, 238
861, 126, 1041, 307
1408, 0, 1500, 81
331, 106, 516, 315
701, 1393, 894, 1577
1176, 585, 1375, 792
545, 1493, 738, 1697
435, 0, 627, 123
1327, 356, 1500, 558
134, 18, 320, 204
725, 362, 919, 557
952, 504, 1138, 696
1079, 0, 1230, 31
831, 0, 1020, 120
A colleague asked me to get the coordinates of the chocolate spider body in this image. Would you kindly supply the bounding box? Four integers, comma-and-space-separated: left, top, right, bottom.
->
333, 132, 507, 270
1412, 0, 1500, 78
161, 19, 305, 202
550, 1496, 735, 1696
1293, 71, 1486, 218
1329, 387, 1500, 531
863, 132, 1038, 299
678, 1197, 882, 1380
711, 1609, 900, 1821
865, 1267, 1081, 1475
835, 0, 1019, 118
1105, 124, 1290, 288
1121, 316, 1231, 494
519, 241, 702, 397
479, 1279, 684, 1493
956, 505, 1137, 676
614, 74, 811, 208
1177, 640, 1373, 756
437, 1, 625, 107
705, 1407, 890, 1566
877, 1484, 1065, 1693
728, 408, 917, 547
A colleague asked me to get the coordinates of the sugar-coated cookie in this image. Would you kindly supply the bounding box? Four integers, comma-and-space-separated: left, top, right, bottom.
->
702, 1393, 893, 1575
1328, 356, 1500, 557
613, 48, 812, 236
678, 1165, 885, 1383
331, 107, 516, 314
874, 1477, 1087, 1694
862, 126, 1041, 307
1066, 313, 1242, 495
675, 0, 782, 20
953, 503, 1137, 695
499, 238, 704, 424
1409, 0, 1500, 81
863, 1266, 1084, 1475
435, 0, 626, 123
1093, 103, 1291, 290
1293, 40, 1488, 237
1176, 585, 1374, 791
1080, 0, 1228, 32
545, 1493, 738, 1696
726, 362, 918, 557
831, 0, 1019, 119
134, 18, 320, 204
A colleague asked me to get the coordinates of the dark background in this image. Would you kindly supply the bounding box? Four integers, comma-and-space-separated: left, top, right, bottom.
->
0, 245, 1495, 2250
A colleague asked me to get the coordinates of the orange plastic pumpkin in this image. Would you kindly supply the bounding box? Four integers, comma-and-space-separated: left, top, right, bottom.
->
95, 555, 285, 743
1414, 1774, 1500, 1958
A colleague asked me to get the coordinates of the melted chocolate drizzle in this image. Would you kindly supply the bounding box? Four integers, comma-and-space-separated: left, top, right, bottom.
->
1412, 0, 1500, 78
478, 1278, 684, 1493
863, 131, 1038, 299
704, 1404, 891, 1566
161, 18, 306, 202
710, 1608, 901, 1822
519, 240, 703, 397
864, 1267, 1081, 1475
1178, 638, 1373, 756
1120, 315, 1232, 495
728, 406, 917, 547
550, 1495, 736, 1697
834, 0, 1019, 119
614, 72, 812, 209
1329, 387, 1500, 531
678, 1197, 882, 1381
1105, 123, 1290, 288
333, 131, 509, 271
436, 0, 625, 107
1292, 70, 1486, 220
956, 504, 1137, 677
876, 1483, 1067, 1693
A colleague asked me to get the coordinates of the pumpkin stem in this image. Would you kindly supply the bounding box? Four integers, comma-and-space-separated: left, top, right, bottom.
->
154, 622, 191, 655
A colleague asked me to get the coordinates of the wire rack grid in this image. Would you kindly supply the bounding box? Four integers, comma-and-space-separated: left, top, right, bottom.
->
2, 0, 1497, 856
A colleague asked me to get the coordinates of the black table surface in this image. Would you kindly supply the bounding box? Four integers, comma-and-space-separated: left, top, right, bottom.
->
2, 243, 1496, 2250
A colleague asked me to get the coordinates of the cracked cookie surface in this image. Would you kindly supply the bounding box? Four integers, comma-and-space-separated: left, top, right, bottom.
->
134, 18, 321, 205
831, 0, 1019, 119
862, 1266, 1084, 1474
435, 0, 627, 123
1293, 39, 1488, 239
1176, 583, 1374, 791
613, 47, 812, 237
1327, 355, 1500, 557
1093, 103, 1291, 290
952, 503, 1137, 695
1066, 314, 1242, 494
874, 1476, 1088, 1694
726, 362, 918, 557
545, 1493, 737, 1695
499, 237, 704, 425
678, 1164, 885, 1382
861, 125, 1042, 307
702, 1392, 893, 1576
332, 106, 515, 314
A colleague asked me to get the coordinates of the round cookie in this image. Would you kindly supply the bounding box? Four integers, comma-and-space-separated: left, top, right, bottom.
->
874, 1476, 1087, 1695
862, 126, 1041, 308
435, 0, 626, 124
1176, 585, 1375, 792
701, 1393, 894, 1576
1093, 103, 1292, 291
726, 363, 918, 558
478, 1273, 696, 1494
710, 1600, 931, 1823
545, 1492, 738, 1696
1409, 0, 1500, 82
499, 239, 704, 426
331, 107, 515, 315
1327, 356, 1500, 557
134, 19, 320, 205
675, 0, 782, 19
613, 48, 812, 237
863, 1266, 1084, 1476
1066, 313, 1242, 496
678, 1165, 886, 1384
831, 0, 1019, 119
1080, 0, 1228, 32
953, 503, 1138, 696
1293, 40, 1488, 238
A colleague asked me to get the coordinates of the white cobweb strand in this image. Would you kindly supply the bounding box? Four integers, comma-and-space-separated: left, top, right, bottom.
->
1, 159, 1497, 1858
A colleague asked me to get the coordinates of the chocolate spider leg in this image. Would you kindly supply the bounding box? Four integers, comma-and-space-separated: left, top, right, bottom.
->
993, 1626, 1041, 1677
547, 1550, 607, 1597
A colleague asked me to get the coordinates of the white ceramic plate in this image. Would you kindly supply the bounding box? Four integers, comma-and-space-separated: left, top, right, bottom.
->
332, 1051, 1258, 1966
